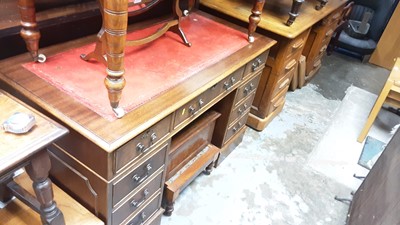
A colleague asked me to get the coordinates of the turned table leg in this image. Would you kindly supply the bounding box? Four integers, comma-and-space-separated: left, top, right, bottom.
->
103, 0, 128, 118
315, 0, 328, 10
286, 0, 304, 26
203, 161, 215, 175
18, 0, 45, 62
248, 0, 265, 43
25, 150, 65, 225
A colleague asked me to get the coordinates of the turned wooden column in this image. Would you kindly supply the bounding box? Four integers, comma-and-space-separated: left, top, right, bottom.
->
248, 0, 265, 43
286, 0, 304, 26
103, 0, 128, 118
25, 150, 65, 225
18, 0, 44, 62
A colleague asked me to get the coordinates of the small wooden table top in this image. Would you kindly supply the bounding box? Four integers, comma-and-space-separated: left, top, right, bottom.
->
201, 0, 347, 39
0, 90, 68, 174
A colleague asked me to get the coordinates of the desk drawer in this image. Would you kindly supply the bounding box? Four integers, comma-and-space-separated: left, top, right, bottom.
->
113, 144, 167, 206
115, 115, 171, 172
267, 87, 288, 115
173, 67, 243, 128
229, 93, 254, 126
234, 74, 261, 106
271, 65, 294, 98
124, 192, 161, 225
224, 113, 249, 144
243, 51, 269, 77
285, 31, 308, 60
112, 170, 164, 225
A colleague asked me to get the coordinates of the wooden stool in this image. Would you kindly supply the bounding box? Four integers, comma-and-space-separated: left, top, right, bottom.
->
0, 90, 68, 225
357, 57, 400, 143
0, 172, 104, 225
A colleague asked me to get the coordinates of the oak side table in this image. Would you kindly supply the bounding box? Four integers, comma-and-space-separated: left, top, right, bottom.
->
0, 90, 68, 225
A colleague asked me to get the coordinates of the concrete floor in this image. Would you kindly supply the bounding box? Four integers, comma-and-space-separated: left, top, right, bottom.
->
160, 53, 393, 225
310, 53, 389, 100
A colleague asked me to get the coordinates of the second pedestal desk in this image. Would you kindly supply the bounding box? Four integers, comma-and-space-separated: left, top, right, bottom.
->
201, 0, 347, 130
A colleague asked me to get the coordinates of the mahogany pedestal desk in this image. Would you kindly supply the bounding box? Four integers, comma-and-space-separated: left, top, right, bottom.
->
200, 0, 347, 131
0, 90, 68, 225
0, 11, 275, 225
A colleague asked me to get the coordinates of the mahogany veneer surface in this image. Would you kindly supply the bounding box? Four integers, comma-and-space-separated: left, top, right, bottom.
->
0, 11, 275, 152
200, 0, 347, 39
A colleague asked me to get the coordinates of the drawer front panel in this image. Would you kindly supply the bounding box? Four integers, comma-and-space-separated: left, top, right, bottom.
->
267, 86, 288, 115
234, 74, 261, 106
112, 170, 164, 225
115, 115, 171, 172
124, 192, 161, 225
243, 51, 269, 77
144, 209, 163, 225
224, 113, 249, 144
285, 31, 308, 60
113, 144, 167, 205
229, 93, 254, 126
173, 67, 243, 128
271, 64, 294, 98
324, 9, 342, 26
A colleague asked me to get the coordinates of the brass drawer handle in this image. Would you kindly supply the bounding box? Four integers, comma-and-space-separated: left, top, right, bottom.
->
320, 45, 327, 54
150, 132, 157, 144
325, 29, 334, 37
279, 78, 290, 89
132, 163, 152, 184
243, 87, 250, 95
198, 98, 204, 108
233, 126, 238, 133
136, 143, 145, 152
313, 60, 321, 68
252, 58, 263, 72
238, 108, 243, 115
292, 39, 304, 50
128, 212, 147, 225
223, 81, 231, 91
130, 189, 149, 208
188, 105, 196, 115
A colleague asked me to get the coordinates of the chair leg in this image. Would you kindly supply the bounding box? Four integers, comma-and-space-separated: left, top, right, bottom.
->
357, 82, 392, 142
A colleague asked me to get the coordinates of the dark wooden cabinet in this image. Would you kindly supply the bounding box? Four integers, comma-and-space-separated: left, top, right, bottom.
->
347, 129, 400, 225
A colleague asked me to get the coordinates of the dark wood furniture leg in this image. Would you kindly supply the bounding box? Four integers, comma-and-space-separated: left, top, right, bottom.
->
286, 0, 304, 26
103, 0, 128, 118
248, 0, 265, 43
315, 0, 328, 10
0, 175, 14, 204
18, 0, 45, 62
170, 0, 192, 47
25, 150, 65, 225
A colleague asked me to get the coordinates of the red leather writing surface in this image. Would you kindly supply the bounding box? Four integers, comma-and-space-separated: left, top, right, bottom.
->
23, 13, 248, 120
